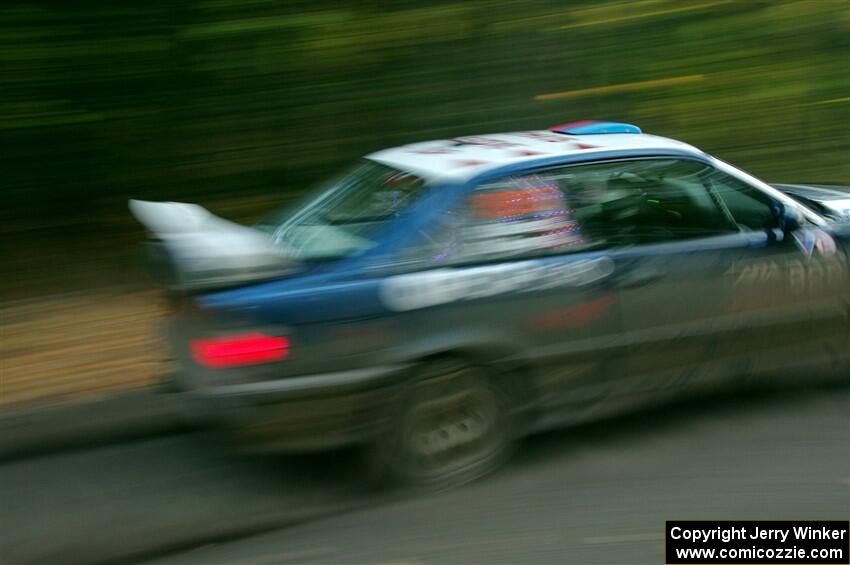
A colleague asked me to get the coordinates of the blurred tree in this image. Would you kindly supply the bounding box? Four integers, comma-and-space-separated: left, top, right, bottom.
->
1, 0, 848, 296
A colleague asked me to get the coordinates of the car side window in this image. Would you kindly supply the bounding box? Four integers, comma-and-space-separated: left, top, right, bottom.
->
703, 170, 778, 230
554, 159, 736, 248
405, 158, 739, 267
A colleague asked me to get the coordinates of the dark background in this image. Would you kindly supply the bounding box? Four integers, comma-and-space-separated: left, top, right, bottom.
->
2, 0, 849, 298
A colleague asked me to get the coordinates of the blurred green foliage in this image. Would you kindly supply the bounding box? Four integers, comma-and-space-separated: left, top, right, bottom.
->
1, 0, 849, 295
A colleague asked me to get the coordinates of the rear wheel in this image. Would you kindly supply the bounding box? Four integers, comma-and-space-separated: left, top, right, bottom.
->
371, 359, 514, 488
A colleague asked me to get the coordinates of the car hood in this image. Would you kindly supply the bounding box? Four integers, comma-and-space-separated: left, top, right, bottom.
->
771, 183, 850, 222
129, 200, 298, 293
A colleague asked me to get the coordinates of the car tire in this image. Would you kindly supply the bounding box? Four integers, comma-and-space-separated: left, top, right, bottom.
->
368, 358, 514, 489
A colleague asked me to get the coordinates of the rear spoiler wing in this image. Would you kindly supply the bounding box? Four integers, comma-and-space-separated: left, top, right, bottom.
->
129, 200, 296, 293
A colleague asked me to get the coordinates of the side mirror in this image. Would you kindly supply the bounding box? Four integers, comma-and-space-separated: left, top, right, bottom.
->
775, 203, 803, 234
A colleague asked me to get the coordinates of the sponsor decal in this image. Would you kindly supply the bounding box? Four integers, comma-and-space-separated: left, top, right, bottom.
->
530, 294, 617, 331
450, 136, 517, 148
793, 228, 837, 257
793, 230, 816, 257
452, 159, 490, 168
410, 146, 457, 155
726, 251, 848, 311
380, 257, 615, 312
512, 131, 573, 144
469, 185, 564, 219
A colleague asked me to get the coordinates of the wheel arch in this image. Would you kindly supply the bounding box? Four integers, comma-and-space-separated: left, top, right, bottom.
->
393, 341, 543, 434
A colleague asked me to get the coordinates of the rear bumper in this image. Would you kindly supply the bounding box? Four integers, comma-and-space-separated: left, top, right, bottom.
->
168, 364, 411, 451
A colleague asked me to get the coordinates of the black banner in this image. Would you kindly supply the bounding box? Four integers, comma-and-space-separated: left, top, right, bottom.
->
666, 521, 849, 564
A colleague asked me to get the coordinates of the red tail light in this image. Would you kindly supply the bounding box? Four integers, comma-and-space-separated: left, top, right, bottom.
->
190, 333, 289, 368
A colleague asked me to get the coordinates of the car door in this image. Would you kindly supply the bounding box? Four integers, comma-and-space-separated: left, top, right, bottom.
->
612, 233, 765, 394
549, 157, 754, 397
382, 170, 629, 427
594, 157, 848, 394
706, 166, 850, 380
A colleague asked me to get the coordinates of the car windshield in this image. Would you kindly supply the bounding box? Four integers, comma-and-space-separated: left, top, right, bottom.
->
257, 160, 428, 261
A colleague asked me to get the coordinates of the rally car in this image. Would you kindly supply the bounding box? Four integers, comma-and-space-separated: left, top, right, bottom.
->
131, 121, 850, 486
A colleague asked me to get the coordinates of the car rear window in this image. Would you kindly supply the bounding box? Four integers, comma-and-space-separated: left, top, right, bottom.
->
258, 160, 427, 261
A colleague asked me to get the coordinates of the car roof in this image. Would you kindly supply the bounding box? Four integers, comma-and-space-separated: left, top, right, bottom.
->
365, 128, 704, 183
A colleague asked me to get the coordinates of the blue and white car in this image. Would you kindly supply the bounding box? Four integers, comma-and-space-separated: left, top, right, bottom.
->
131, 121, 850, 485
